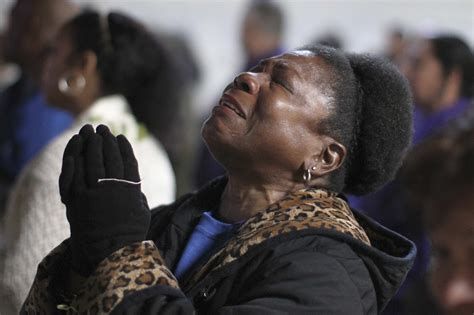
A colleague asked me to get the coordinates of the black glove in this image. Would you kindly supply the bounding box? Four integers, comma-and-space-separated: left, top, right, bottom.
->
59, 124, 150, 276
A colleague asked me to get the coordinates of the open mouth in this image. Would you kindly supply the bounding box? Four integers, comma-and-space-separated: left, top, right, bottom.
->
220, 99, 246, 119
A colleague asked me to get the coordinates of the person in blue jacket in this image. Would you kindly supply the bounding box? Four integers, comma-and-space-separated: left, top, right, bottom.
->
0, 0, 76, 220
0, 0, 77, 180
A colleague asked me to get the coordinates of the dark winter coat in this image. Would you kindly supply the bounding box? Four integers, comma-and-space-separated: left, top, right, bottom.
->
22, 177, 416, 314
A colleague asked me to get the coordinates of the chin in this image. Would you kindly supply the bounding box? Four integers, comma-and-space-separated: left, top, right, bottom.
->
201, 117, 216, 142
202, 123, 224, 155
201, 115, 229, 146
202, 124, 240, 168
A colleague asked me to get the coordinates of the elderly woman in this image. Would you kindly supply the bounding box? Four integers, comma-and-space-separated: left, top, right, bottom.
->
23, 46, 416, 314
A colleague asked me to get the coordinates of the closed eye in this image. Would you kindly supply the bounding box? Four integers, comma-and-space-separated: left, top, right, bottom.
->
273, 77, 293, 93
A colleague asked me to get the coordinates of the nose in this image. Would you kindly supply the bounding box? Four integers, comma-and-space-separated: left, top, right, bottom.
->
233, 72, 260, 94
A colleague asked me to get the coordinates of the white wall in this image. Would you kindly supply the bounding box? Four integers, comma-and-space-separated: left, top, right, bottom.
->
1, 0, 472, 114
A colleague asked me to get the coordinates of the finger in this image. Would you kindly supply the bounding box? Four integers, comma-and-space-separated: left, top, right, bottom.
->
61, 135, 83, 202
96, 124, 111, 136
73, 155, 86, 192
85, 133, 105, 187
117, 135, 140, 182
79, 124, 95, 141
99, 126, 124, 178
59, 156, 74, 203
63, 134, 83, 159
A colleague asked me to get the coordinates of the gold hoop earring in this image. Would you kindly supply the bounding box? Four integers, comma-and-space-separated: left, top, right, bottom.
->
58, 74, 86, 95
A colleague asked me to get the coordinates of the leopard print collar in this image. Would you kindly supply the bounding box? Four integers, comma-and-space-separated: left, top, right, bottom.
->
183, 188, 370, 289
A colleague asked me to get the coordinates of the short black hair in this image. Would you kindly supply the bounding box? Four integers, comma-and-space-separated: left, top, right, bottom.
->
247, 0, 284, 38
429, 34, 474, 98
302, 45, 413, 195
63, 10, 173, 110
402, 108, 474, 228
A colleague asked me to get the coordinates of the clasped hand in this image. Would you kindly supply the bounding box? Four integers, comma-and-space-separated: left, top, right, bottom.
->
60, 124, 150, 276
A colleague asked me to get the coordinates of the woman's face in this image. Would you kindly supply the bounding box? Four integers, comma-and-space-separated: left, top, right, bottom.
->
412, 40, 445, 112
429, 202, 474, 315
41, 29, 75, 108
202, 51, 333, 183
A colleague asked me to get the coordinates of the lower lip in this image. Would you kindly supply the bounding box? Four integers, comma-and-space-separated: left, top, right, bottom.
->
212, 104, 238, 117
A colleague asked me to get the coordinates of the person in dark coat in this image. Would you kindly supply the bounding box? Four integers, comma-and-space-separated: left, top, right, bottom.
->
22, 45, 416, 314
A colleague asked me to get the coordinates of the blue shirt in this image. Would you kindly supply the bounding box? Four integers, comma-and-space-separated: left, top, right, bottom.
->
0, 92, 72, 178
174, 211, 240, 281
412, 97, 471, 145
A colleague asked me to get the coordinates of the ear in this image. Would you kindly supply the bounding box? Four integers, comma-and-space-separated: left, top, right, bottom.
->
59, 51, 97, 96
304, 137, 346, 178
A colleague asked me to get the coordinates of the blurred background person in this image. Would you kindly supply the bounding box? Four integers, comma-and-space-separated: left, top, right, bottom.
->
403, 111, 474, 315
131, 31, 201, 196
240, 0, 286, 72
0, 33, 19, 91
0, 32, 19, 251
411, 35, 473, 144
384, 27, 407, 67
0, 10, 175, 312
0, 0, 77, 216
194, 0, 286, 188
349, 33, 473, 314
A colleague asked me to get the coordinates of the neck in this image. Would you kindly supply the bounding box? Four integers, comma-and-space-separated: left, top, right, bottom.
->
217, 175, 302, 224
70, 87, 103, 117
69, 97, 95, 117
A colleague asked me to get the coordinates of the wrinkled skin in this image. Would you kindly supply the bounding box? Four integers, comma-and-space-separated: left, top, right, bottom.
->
202, 51, 336, 187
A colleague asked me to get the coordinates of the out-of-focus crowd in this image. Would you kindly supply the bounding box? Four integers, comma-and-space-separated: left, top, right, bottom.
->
0, 0, 472, 314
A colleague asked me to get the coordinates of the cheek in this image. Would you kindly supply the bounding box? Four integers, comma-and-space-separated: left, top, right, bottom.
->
247, 116, 313, 168
418, 62, 443, 91
42, 64, 60, 97
252, 99, 315, 145
42, 61, 72, 107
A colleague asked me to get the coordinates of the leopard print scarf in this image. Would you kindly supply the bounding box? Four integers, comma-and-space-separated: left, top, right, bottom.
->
183, 188, 370, 289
